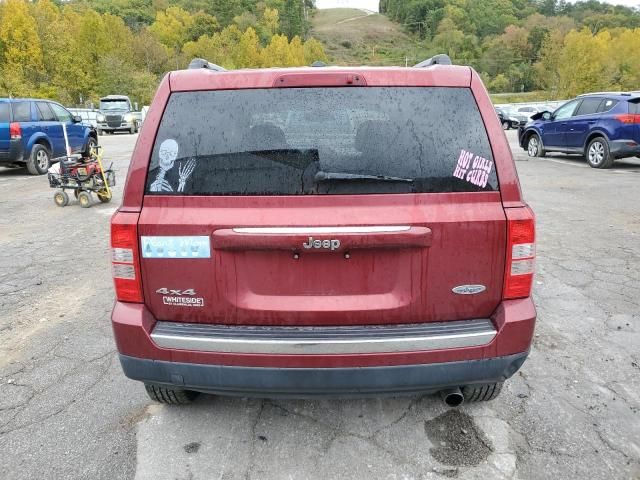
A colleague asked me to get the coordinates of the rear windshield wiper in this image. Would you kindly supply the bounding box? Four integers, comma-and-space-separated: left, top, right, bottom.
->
314, 171, 414, 183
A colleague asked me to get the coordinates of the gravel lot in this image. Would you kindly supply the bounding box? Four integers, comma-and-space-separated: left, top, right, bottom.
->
0, 130, 638, 480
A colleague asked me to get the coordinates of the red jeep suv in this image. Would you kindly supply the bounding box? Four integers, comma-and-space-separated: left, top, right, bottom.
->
110, 55, 536, 406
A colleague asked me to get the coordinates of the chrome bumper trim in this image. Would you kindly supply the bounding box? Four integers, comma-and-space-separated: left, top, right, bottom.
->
150, 319, 497, 355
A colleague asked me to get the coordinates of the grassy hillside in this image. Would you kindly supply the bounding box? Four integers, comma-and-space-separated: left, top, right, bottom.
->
310, 8, 431, 66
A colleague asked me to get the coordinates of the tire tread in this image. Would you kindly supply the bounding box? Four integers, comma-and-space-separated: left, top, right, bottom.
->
462, 382, 503, 402
144, 384, 198, 405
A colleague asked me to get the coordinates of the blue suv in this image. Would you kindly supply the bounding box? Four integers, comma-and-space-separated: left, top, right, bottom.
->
0, 98, 98, 175
519, 92, 640, 168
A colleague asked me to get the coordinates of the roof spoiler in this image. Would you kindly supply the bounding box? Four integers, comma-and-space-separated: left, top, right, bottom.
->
414, 54, 452, 68
188, 58, 226, 72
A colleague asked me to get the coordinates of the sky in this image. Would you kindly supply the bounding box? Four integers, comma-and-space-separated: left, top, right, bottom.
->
314, 0, 639, 10
315, 0, 379, 12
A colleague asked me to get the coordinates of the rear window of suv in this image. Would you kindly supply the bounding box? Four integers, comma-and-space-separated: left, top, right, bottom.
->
146, 87, 498, 195
0, 103, 10, 123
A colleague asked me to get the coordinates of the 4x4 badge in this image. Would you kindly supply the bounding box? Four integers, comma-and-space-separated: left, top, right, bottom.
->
452, 285, 486, 295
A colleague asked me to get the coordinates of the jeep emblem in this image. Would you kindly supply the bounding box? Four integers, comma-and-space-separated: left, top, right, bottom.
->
302, 236, 341, 251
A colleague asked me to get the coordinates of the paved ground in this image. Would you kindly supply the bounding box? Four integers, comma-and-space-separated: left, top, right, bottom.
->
0, 130, 638, 480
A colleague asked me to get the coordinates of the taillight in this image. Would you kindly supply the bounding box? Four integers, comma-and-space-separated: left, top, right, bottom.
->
111, 212, 143, 303
615, 114, 640, 124
9, 122, 22, 139
503, 207, 536, 300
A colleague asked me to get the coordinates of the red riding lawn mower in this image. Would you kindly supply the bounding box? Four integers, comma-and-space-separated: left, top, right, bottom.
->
48, 145, 115, 208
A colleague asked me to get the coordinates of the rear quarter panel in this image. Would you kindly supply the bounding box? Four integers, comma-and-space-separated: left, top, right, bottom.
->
470, 70, 523, 208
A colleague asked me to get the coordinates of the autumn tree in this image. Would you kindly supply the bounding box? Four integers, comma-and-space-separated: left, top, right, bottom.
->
0, 0, 44, 96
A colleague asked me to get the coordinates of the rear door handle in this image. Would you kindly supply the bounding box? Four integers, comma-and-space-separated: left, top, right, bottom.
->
212, 226, 432, 251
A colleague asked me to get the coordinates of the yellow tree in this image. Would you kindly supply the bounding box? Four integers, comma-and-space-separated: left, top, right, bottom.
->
556, 29, 614, 97
149, 6, 194, 51
288, 36, 305, 65
261, 34, 294, 67
610, 29, 640, 91
234, 27, 262, 68
0, 0, 44, 96
303, 38, 328, 65
534, 30, 565, 94
260, 7, 279, 36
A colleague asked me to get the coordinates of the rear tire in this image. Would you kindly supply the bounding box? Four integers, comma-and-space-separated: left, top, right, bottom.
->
97, 189, 112, 203
26, 144, 51, 175
462, 382, 503, 402
144, 384, 199, 405
78, 191, 92, 208
586, 137, 614, 169
54, 191, 69, 207
527, 133, 545, 158
83, 136, 98, 157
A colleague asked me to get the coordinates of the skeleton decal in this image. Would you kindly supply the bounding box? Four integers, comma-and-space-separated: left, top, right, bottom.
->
178, 158, 196, 192
150, 139, 179, 192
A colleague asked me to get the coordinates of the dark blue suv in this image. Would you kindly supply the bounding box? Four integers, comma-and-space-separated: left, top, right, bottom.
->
0, 98, 97, 175
519, 92, 640, 168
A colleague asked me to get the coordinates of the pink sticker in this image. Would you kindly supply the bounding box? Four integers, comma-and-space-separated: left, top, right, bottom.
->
453, 149, 493, 188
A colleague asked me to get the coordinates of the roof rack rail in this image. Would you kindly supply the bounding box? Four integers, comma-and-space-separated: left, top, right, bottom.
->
414, 54, 452, 68
577, 91, 630, 97
188, 58, 226, 72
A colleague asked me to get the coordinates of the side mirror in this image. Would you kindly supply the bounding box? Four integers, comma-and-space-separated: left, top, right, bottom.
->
73, 115, 82, 123
542, 112, 552, 121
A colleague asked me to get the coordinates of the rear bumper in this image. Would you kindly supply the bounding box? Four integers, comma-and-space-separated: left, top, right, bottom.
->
0, 139, 25, 164
113, 300, 535, 368
609, 139, 640, 158
119, 351, 528, 397
150, 318, 498, 355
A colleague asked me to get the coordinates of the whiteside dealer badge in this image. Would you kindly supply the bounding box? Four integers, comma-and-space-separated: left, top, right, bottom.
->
156, 288, 204, 308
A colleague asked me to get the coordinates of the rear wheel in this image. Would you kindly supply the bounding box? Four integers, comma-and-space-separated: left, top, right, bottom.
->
26, 144, 51, 175
527, 133, 545, 158
78, 191, 92, 208
144, 384, 199, 405
97, 189, 112, 203
586, 137, 614, 169
83, 136, 98, 157
462, 382, 503, 402
53, 191, 69, 207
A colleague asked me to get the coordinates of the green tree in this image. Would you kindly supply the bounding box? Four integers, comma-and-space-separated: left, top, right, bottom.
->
186, 12, 220, 42
280, 0, 306, 39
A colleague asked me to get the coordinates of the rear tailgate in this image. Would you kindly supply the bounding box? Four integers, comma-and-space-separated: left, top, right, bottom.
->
138, 86, 506, 326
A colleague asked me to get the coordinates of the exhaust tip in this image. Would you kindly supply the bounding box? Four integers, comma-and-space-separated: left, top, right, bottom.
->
440, 387, 464, 407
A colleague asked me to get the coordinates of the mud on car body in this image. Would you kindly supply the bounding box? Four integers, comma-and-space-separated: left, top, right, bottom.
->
110, 56, 536, 406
